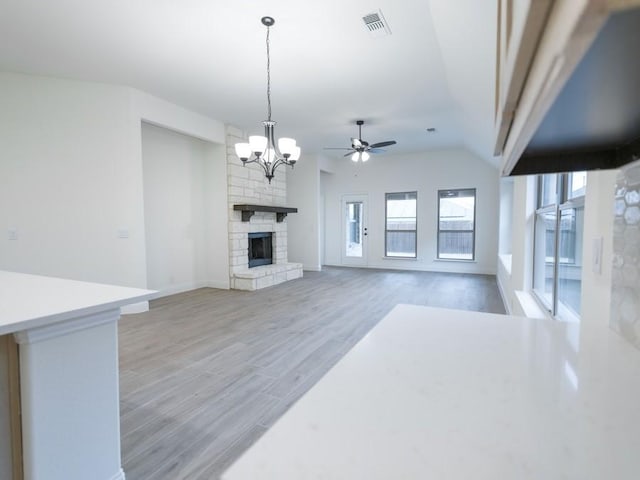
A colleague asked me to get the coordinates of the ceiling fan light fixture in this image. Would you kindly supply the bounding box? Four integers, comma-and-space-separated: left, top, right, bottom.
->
324, 120, 396, 162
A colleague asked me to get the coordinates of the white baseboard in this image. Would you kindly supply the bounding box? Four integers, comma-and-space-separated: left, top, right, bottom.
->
139, 281, 217, 300
323, 262, 497, 275
161, 281, 209, 297
109, 468, 125, 480
496, 274, 511, 315
207, 280, 230, 289
123, 281, 230, 308
303, 265, 322, 272
120, 301, 149, 315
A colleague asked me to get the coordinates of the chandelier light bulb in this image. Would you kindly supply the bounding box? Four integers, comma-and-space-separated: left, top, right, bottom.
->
290, 146, 301, 162
278, 137, 296, 156
352, 152, 360, 162
235, 143, 251, 160
361, 151, 370, 162
249, 136, 267, 156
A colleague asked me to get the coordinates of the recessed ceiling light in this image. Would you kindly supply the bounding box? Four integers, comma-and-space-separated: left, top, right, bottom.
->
426, 128, 436, 133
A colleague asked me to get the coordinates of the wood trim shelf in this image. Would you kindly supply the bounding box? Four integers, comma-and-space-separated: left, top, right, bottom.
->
233, 204, 298, 223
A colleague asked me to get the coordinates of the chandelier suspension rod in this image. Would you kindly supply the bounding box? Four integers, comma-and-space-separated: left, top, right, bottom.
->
266, 22, 272, 122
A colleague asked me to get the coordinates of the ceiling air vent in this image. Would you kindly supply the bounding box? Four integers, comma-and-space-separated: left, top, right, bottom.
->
362, 10, 391, 38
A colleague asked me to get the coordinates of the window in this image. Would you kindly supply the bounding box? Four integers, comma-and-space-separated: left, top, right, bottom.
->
533, 172, 586, 321
437, 188, 476, 260
568, 171, 587, 199
346, 201, 363, 257
385, 192, 417, 258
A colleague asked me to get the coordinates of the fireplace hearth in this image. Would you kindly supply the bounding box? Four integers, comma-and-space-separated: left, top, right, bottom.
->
248, 232, 273, 268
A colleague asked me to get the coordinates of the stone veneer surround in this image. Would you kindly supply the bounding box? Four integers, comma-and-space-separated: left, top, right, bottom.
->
226, 126, 302, 290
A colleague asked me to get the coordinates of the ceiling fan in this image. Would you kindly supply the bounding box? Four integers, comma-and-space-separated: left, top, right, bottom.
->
324, 120, 397, 162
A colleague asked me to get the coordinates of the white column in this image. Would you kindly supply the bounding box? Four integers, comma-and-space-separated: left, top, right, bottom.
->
15, 309, 125, 480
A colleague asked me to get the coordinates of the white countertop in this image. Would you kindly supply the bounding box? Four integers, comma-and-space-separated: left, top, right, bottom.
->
223, 304, 640, 480
0, 270, 155, 335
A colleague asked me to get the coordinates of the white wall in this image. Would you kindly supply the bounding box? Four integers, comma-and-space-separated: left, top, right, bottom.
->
134, 88, 228, 292
142, 123, 228, 294
287, 154, 321, 271
0, 73, 146, 287
204, 143, 230, 289
581, 169, 617, 328
132, 90, 225, 144
498, 177, 514, 254
497, 175, 536, 314
321, 149, 500, 274
0, 72, 228, 294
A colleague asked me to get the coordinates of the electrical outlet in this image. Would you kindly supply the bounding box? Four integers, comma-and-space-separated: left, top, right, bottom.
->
7, 228, 17, 240
117, 228, 129, 239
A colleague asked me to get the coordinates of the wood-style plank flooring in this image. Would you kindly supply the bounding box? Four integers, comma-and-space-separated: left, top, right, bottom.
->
119, 266, 505, 479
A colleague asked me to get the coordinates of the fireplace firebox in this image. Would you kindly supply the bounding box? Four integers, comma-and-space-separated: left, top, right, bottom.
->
248, 232, 273, 268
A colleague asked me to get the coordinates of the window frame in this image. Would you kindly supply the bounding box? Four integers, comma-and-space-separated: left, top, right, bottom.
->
437, 188, 477, 261
533, 173, 586, 320
384, 191, 418, 258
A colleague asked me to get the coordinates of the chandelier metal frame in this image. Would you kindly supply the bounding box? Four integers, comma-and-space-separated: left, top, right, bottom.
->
234, 16, 300, 184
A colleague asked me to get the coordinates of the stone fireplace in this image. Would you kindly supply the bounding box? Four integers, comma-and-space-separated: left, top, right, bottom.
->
226, 126, 303, 290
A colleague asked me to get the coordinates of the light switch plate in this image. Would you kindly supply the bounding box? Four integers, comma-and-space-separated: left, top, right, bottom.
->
592, 237, 603, 274
117, 228, 129, 239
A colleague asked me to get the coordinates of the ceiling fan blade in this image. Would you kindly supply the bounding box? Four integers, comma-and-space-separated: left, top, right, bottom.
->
369, 140, 396, 149
343, 151, 356, 157
368, 148, 386, 154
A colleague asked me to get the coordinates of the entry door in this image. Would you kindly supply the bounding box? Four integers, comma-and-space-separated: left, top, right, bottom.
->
341, 195, 368, 266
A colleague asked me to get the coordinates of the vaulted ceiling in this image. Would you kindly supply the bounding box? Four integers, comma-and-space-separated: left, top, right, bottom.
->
0, 0, 498, 166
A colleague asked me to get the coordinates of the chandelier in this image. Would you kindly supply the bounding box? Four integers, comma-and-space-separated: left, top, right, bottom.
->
234, 16, 301, 184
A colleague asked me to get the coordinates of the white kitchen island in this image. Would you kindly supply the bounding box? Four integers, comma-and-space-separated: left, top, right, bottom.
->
0, 270, 155, 480
223, 304, 640, 480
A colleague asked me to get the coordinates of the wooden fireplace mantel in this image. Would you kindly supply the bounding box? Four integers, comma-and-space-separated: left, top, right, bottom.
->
233, 204, 298, 223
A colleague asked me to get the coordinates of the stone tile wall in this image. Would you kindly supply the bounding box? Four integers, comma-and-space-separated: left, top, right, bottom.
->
611, 159, 640, 349
226, 125, 302, 290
